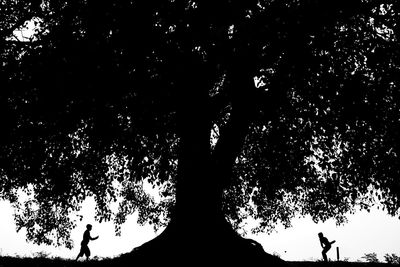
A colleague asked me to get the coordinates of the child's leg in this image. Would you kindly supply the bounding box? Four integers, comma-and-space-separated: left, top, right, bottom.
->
322, 251, 328, 262
86, 247, 91, 260
76, 247, 83, 261
322, 247, 329, 262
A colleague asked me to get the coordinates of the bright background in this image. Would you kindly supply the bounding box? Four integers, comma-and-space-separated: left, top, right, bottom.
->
0, 198, 399, 262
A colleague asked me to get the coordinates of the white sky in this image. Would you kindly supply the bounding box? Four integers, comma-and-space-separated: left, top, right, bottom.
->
0, 199, 399, 262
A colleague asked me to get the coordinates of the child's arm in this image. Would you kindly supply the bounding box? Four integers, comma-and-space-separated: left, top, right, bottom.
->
90, 235, 99, 240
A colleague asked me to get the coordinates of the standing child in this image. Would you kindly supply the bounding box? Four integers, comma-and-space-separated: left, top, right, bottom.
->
318, 232, 336, 262
76, 224, 99, 261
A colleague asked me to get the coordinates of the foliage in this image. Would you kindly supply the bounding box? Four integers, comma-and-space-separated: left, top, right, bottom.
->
33, 251, 51, 258
1, 0, 400, 248
384, 253, 400, 264
361, 253, 379, 263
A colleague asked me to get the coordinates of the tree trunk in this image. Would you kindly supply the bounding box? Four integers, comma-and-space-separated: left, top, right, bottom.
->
122, 130, 282, 265
121, 113, 284, 266
120, 66, 286, 266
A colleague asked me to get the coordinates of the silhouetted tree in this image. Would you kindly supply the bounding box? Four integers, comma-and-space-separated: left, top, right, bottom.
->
1, 0, 400, 264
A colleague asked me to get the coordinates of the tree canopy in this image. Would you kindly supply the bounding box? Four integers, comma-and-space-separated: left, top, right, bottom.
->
1, 0, 400, 250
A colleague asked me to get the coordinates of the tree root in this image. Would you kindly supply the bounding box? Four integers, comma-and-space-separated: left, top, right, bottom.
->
116, 221, 287, 266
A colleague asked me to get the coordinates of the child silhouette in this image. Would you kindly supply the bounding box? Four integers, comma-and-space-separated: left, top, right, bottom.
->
76, 224, 99, 261
318, 232, 335, 262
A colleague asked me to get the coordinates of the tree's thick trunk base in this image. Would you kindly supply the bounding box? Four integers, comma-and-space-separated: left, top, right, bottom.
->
116, 220, 287, 266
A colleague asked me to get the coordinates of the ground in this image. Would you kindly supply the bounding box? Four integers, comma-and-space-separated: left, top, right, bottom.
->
0, 256, 391, 267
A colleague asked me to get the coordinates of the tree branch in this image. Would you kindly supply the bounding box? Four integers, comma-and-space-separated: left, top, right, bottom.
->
3, 39, 42, 47
211, 73, 258, 188
208, 91, 231, 122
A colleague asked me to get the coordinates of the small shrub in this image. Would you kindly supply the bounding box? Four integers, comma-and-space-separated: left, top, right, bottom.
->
33, 251, 51, 258
384, 253, 400, 264
361, 252, 379, 263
